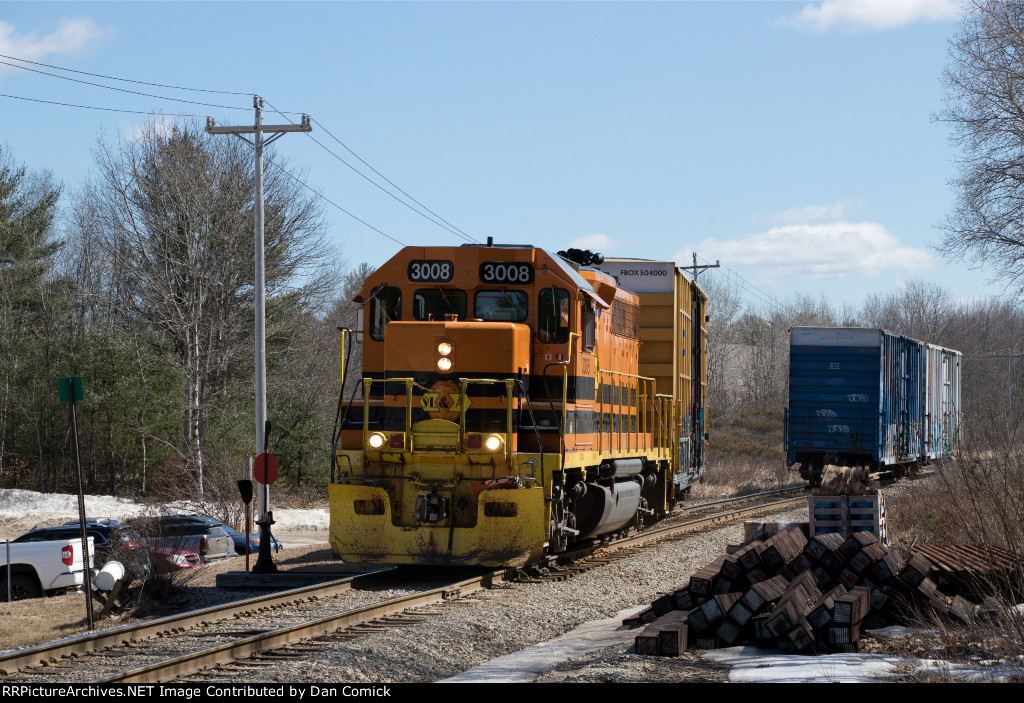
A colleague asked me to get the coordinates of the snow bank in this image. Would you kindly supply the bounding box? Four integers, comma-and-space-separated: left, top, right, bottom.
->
0, 488, 329, 532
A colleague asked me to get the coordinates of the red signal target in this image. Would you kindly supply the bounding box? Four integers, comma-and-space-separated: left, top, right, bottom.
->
254, 453, 278, 484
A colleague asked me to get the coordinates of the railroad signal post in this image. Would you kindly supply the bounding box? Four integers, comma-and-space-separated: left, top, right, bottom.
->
206, 97, 311, 573
253, 445, 279, 574
58, 375, 94, 630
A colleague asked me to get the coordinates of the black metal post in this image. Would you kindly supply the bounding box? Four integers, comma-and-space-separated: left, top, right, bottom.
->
69, 384, 94, 629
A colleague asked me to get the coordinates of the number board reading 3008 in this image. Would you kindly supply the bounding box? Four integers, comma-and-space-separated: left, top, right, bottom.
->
479, 261, 534, 284
407, 260, 454, 282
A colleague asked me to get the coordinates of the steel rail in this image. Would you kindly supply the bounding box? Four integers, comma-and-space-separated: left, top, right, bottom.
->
617, 495, 807, 548
681, 485, 807, 512
0, 567, 395, 675
92, 571, 503, 683
526, 494, 809, 577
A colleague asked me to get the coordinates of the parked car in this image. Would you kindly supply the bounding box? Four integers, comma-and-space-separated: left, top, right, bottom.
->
13, 523, 150, 582
221, 525, 282, 555
165, 515, 282, 556
1, 533, 94, 600
127, 515, 233, 565
148, 546, 203, 573
62, 517, 119, 527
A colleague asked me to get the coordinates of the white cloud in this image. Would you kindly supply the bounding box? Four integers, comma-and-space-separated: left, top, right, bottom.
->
0, 18, 111, 74
692, 221, 932, 281
777, 0, 963, 33
568, 233, 619, 252
123, 115, 178, 143
768, 199, 860, 225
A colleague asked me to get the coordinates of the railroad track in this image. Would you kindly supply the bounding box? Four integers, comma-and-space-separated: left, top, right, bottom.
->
516, 486, 809, 582
0, 487, 808, 683
0, 567, 501, 683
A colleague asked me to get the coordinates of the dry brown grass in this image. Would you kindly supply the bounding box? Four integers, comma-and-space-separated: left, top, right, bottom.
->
0, 593, 98, 652
697, 405, 799, 499
881, 424, 1024, 680
691, 455, 801, 500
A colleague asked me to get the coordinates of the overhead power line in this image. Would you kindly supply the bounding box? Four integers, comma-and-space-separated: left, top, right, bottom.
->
310, 116, 478, 244
0, 90, 405, 248
261, 150, 406, 247
0, 58, 253, 112
0, 52, 253, 95
0, 91, 204, 117
263, 99, 476, 245
698, 254, 788, 315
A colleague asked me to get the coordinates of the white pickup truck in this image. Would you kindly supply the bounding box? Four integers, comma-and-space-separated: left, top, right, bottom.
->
2, 535, 94, 599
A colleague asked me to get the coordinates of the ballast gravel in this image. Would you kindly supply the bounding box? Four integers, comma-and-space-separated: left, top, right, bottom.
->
205, 504, 809, 683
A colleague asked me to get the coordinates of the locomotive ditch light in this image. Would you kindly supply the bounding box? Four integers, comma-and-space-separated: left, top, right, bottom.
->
367, 432, 386, 450
485, 434, 504, 452
437, 357, 453, 372
438, 341, 454, 356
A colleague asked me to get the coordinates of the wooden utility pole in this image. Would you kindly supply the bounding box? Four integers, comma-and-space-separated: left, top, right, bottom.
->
206, 96, 311, 573
681, 251, 720, 279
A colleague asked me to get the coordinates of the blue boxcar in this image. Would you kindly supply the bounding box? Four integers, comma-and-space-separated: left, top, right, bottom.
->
785, 327, 942, 486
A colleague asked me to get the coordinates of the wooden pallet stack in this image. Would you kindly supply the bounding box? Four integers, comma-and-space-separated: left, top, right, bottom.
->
628, 528, 997, 657
809, 491, 887, 543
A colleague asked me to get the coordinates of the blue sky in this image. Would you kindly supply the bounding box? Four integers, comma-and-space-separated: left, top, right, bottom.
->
0, 1, 1000, 310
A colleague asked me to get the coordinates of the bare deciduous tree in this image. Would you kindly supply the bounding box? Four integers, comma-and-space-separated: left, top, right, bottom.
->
938, 0, 1024, 292
83, 122, 331, 497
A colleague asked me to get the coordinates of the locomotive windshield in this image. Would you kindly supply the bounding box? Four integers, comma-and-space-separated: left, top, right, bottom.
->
414, 287, 467, 321
474, 290, 528, 322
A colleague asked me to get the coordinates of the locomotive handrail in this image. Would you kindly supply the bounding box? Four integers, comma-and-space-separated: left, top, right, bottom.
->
596, 367, 658, 454
362, 377, 417, 452
512, 378, 546, 488
452, 377, 547, 486
457, 377, 516, 464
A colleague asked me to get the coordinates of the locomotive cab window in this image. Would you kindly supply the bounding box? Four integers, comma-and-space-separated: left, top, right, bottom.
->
475, 290, 528, 322
538, 288, 570, 343
414, 288, 467, 321
369, 286, 401, 341
582, 302, 597, 350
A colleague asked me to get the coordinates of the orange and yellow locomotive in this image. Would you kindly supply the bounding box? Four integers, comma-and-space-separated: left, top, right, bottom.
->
329, 242, 707, 567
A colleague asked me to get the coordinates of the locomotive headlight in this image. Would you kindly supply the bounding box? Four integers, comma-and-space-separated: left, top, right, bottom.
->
367, 432, 386, 450
437, 357, 453, 372
484, 434, 504, 452
438, 341, 453, 356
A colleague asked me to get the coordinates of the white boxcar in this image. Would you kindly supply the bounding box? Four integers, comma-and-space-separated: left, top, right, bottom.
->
923, 343, 962, 460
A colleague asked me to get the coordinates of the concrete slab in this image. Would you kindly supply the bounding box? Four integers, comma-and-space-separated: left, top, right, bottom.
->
440, 604, 647, 683
215, 567, 373, 589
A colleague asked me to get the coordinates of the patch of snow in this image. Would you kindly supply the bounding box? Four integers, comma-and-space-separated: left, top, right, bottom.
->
0, 488, 149, 523
0, 487, 328, 538
704, 646, 911, 682
863, 625, 937, 639
441, 604, 648, 683
915, 658, 1018, 683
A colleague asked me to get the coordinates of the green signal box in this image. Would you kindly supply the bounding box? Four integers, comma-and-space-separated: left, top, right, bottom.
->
58, 376, 84, 403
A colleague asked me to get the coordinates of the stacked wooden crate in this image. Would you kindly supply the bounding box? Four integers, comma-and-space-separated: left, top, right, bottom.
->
809, 491, 887, 543
629, 528, 992, 657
